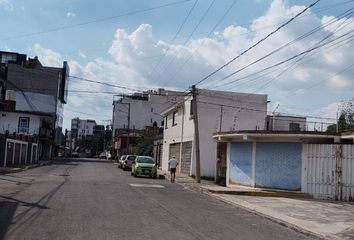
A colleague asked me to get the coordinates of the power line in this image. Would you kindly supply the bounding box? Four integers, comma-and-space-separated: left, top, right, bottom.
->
193, 0, 321, 87
69, 75, 146, 92
203, 7, 354, 89
165, 0, 239, 86
146, 0, 198, 81
212, 28, 354, 91
155, 0, 216, 84
0, 0, 193, 42
197, 100, 337, 121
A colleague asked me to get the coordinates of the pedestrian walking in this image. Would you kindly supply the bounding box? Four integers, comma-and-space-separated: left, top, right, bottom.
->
168, 156, 178, 183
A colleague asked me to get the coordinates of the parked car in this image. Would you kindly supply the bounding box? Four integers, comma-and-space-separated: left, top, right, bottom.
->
117, 155, 126, 168
99, 151, 112, 160
122, 155, 137, 170
131, 156, 157, 178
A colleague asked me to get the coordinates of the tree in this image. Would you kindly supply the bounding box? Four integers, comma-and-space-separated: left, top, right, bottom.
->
132, 130, 156, 156
326, 99, 354, 133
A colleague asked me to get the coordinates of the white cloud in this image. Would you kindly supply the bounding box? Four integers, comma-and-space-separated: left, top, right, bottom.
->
30, 43, 63, 67
0, 0, 13, 11
78, 49, 87, 59
66, 12, 76, 18
31, 0, 354, 130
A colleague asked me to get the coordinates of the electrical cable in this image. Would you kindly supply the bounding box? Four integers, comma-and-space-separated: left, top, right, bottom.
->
155, 0, 216, 84
193, 0, 321, 87
146, 0, 198, 81
0, 0, 193, 42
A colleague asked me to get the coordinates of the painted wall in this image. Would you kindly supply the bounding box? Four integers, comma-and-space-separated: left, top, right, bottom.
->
229, 142, 253, 185
229, 141, 302, 190
0, 111, 40, 135
255, 142, 302, 190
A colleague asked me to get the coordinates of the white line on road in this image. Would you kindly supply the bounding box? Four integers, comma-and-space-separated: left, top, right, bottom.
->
129, 183, 165, 188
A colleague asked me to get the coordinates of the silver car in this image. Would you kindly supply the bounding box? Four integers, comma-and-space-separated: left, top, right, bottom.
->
118, 155, 126, 168
122, 155, 137, 170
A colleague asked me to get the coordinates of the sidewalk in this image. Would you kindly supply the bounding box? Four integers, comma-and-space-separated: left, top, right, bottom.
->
158, 169, 354, 240
0, 160, 52, 174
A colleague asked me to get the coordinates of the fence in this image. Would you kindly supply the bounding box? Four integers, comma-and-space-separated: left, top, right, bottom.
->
302, 144, 354, 201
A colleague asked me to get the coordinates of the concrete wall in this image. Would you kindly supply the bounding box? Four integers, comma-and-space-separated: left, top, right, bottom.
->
0, 111, 40, 135
229, 142, 302, 190
7, 64, 61, 97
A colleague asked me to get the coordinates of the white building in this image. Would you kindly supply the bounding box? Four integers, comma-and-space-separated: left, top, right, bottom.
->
0, 109, 45, 167
0, 111, 41, 135
161, 89, 268, 178
71, 118, 97, 138
112, 89, 184, 135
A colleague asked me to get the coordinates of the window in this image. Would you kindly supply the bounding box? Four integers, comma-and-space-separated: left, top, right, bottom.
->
289, 123, 300, 131
165, 116, 168, 129
18, 117, 29, 134
172, 111, 178, 126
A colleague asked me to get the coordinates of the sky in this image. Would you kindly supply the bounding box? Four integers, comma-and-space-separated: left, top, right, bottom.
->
1, 0, 354, 131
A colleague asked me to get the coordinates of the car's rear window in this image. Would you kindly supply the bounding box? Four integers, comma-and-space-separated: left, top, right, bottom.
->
127, 155, 136, 160
136, 157, 154, 164
120, 155, 126, 160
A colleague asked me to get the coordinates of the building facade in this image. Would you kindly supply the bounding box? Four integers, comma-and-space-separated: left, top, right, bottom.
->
112, 89, 184, 156
161, 89, 268, 178
0, 51, 69, 158
213, 131, 354, 201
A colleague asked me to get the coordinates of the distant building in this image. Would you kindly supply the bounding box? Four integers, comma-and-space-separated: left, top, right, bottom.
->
112, 89, 184, 156
71, 118, 97, 139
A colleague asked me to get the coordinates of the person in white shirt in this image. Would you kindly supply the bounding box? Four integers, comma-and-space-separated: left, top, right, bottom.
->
168, 156, 179, 183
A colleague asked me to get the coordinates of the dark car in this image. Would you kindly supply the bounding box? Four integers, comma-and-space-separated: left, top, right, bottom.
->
122, 155, 137, 170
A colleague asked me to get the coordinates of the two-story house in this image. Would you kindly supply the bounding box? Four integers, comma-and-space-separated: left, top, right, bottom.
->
161, 88, 268, 179
0, 51, 69, 160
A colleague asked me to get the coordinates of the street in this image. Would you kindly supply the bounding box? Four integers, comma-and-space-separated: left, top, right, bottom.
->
0, 159, 319, 240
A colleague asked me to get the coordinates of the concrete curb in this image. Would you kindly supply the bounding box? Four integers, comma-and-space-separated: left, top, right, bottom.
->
0, 160, 52, 174
205, 188, 312, 199
0, 168, 23, 174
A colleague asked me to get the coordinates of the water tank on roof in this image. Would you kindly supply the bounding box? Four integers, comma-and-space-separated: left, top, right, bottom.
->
5, 90, 16, 101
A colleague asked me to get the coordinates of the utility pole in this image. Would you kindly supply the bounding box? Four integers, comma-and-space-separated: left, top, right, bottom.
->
192, 85, 201, 183
126, 103, 131, 154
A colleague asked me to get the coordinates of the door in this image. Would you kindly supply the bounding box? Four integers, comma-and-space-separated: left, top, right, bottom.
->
216, 142, 227, 186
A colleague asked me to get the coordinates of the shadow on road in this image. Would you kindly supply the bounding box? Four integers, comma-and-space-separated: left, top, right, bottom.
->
0, 201, 18, 239
55, 158, 112, 164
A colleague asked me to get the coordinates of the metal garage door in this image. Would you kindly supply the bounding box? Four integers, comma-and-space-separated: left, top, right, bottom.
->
181, 141, 192, 174
169, 143, 180, 161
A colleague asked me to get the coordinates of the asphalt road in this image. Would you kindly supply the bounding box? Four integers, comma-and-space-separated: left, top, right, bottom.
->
0, 159, 320, 240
